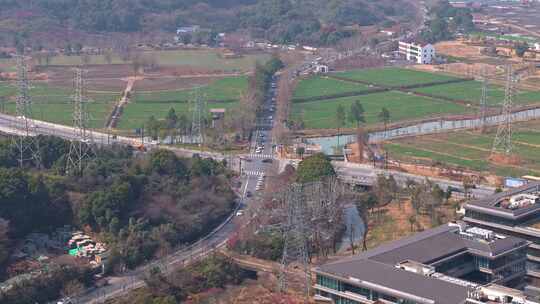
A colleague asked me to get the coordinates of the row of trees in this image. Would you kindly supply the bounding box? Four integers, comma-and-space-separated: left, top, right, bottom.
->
336, 101, 391, 129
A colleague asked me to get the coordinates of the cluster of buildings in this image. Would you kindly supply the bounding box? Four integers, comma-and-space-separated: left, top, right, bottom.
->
315, 182, 540, 304
68, 232, 107, 263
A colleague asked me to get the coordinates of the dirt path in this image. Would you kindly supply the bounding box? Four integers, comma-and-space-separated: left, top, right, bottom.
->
106, 76, 141, 129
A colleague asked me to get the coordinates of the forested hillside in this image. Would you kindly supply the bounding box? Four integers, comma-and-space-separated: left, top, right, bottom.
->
0, 136, 237, 303
0, 0, 416, 47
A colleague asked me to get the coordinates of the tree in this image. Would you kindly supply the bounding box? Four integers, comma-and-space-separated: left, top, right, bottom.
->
408, 215, 416, 232
0, 218, 9, 268
165, 108, 178, 130
104, 49, 113, 65
296, 153, 336, 183
336, 104, 346, 148
378, 107, 390, 133
146, 115, 160, 140
348, 100, 365, 128
296, 146, 305, 159
81, 53, 91, 66
462, 176, 475, 199
514, 42, 529, 58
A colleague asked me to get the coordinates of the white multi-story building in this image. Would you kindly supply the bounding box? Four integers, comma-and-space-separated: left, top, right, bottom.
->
534, 42, 540, 51
398, 41, 436, 64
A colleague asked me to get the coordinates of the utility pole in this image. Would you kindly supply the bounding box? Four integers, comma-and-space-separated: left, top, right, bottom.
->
491, 65, 515, 156
13, 55, 41, 168
66, 68, 95, 175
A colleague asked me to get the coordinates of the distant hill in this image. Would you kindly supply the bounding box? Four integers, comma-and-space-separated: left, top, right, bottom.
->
0, 0, 416, 48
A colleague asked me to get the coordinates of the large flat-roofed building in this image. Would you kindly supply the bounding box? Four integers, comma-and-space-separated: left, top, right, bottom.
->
314, 222, 535, 304
464, 182, 540, 290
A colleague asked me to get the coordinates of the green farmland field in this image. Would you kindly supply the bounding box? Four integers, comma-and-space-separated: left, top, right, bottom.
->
291, 91, 470, 129
0, 82, 118, 128
117, 100, 238, 130
384, 120, 540, 177
121, 76, 248, 130
414, 81, 540, 106
133, 76, 248, 103
334, 67, 461, 87
293, 76, 370, 100
4, 100, 116, 129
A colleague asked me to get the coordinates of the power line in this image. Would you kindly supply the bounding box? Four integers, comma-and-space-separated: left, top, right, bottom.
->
491, 65, 515, 156
66, 68, 95, 175
13, 55, 41, 168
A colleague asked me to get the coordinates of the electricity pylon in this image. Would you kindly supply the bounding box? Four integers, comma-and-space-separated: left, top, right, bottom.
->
13, 55, 41, 168
190, 89, 206, 144
66, 68, 94, 175
479, 68, 489, 133
279, 183, 311, 299
491, 66, 515, 156
278, 178, 344, 302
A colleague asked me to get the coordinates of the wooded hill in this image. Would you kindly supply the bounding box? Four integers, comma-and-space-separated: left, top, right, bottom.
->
0, 0, 416, 47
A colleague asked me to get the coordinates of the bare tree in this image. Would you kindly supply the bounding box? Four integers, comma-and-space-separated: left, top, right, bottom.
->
104, 49, 113, 65
81, 53, 91, 66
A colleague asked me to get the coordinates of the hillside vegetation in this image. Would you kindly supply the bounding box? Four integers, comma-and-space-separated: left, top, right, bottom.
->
1, 0, 416, 47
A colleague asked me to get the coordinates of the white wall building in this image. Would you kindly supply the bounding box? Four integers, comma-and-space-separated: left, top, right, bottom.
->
535, 42, 540, 51
398, 41, 436, 64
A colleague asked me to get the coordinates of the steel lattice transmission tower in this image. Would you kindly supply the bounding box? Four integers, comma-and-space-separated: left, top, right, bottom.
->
278, 178, 344, 302
190, 89, 207, 144
13, 55, 41, 168
479, 68, 489, 132
279, 183, 311, 299
491, 66, 515, 156
66, 68, 95, 175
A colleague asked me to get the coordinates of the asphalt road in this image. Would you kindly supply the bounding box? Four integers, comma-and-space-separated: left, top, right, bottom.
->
334, 162, 496, 199
56, 77, 280, 304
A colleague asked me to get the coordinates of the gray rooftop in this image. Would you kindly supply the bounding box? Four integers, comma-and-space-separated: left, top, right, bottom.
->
316, 223, 529, 304
318, 258, 468, 304
465, 182, 540, 220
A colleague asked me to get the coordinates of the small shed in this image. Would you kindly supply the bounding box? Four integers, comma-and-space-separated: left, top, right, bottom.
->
210, 108, 226, 128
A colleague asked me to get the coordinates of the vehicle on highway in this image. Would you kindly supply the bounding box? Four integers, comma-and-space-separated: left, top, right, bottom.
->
246, 191, 252, 197
262, 158, 273, 163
